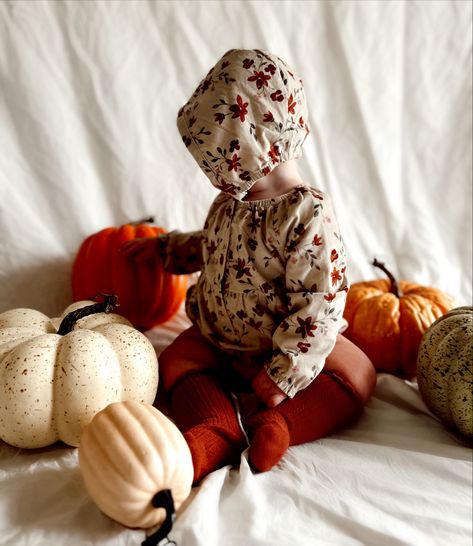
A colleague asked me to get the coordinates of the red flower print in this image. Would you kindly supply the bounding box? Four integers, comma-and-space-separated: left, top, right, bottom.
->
280, 320, 290, 332
270, 90, 284, 102
299, 116, 305, 127
229, 139, 240, 152
330, 249, 339, 262
261, 282, 272, 294
233, 258, 252, 279
207, 241, 218, 254
248, 318, 263, 330
268, 144, 280, 163
199, 78, 212, 94
226, 153, 241, 171
296, 316, 318, 338
243, 58, 254, 69
239, 171, 251, 181
221, 61, 230, 69
252, 304, 265, 317
263, 111, 274, 123
324, 293, 336, 302
248, 70, 271, 89
229, 95, 248, 122
288, 94, 297, 114
262, 166, 271, 176
216, 180, 238, 195
313, 234, 323, 246
215, 112, 225, 124
297, 342, 311, 353
236, 309, 247, 320
331, 267, 342, 285
189, 116, 197, 128
265, 63, 277, 75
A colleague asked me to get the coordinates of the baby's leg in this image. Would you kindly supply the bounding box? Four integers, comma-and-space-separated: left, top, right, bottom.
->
244, 335, 377, 472
159, 327, 246, 484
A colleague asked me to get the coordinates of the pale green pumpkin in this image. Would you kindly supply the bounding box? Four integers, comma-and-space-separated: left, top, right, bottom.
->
417, 306, 472, 439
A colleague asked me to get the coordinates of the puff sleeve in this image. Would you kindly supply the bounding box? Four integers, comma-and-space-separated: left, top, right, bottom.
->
266, 193, 349, 398
157, 230, 204, 274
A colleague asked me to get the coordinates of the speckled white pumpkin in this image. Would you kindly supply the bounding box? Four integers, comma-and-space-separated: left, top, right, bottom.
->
0, 300, 159, 449
417, 306, 473, 439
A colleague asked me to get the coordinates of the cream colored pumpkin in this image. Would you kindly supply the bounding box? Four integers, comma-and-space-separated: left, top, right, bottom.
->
79, 400, 193, 538
417, 306, 473, 439
0, 298, 159, 448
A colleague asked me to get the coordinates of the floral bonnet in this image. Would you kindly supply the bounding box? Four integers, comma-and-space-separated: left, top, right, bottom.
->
177, 49, 310, 201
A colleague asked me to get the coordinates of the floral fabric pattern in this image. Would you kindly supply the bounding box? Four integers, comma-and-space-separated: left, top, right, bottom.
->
159, 187, 348, 398
177, 49, 310, 201
158, 49, 348, 398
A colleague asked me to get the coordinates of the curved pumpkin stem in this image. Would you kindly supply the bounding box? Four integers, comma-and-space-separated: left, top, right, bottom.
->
130, 217, 155, 226
57, 293, 119, 336
142, 489, 176, 546
372, 259, 403, 298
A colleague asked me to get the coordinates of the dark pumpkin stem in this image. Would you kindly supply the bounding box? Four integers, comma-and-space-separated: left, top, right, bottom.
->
141, 489, 176, 546
130, 217, 155, 226
372, 259, 402, 298
57, 293, 119, 336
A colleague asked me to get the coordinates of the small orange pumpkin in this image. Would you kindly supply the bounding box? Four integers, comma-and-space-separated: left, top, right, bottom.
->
72, 219, 188, 330
343, 259, 455, 379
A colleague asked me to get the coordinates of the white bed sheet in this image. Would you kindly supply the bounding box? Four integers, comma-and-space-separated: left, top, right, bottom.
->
0, 1, 472, 545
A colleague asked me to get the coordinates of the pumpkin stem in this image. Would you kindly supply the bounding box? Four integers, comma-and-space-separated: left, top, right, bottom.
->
142, 489, 176, 546
57, 293, 119, 336
372, 259, 402, 298
130, 217, 155, 226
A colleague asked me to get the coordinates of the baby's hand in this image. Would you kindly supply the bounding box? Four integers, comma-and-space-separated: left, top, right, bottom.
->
120, 237, 161, 262
252, 370, 288, 408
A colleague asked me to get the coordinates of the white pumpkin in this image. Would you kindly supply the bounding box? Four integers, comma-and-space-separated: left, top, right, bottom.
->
79, 401, 193, 539
0, 296, 159, 448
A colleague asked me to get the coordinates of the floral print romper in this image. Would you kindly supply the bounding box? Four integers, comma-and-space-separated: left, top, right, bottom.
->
158, 49, 349, 398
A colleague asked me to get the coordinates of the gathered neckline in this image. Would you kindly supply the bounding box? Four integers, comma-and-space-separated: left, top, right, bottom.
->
238, 185, 308, 208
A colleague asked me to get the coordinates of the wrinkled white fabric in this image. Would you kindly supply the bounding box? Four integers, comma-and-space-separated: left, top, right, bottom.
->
0, 1, 471, 546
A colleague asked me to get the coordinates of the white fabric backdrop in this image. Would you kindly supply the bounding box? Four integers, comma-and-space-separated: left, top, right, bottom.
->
0, 0, 471, 317
0, 2, 472, 546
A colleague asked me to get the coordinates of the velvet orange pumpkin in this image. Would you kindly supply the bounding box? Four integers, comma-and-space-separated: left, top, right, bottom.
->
72, 220, 188, 330
343, 260, 455, 379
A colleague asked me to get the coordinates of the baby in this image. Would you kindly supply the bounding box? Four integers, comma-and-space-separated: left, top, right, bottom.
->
123, 49, 376, 484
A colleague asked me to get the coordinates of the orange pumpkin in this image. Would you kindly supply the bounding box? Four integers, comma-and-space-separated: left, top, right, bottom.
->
72, 219, 188, 330
343, 259, 455, 379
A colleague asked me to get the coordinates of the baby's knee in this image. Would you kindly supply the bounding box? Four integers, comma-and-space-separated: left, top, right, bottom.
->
325, 334, 377, 404
158, 326, 221, 392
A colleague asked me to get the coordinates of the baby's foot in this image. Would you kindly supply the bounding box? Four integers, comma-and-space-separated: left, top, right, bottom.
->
184, 423, 244, 484
245, 410, 290, 472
